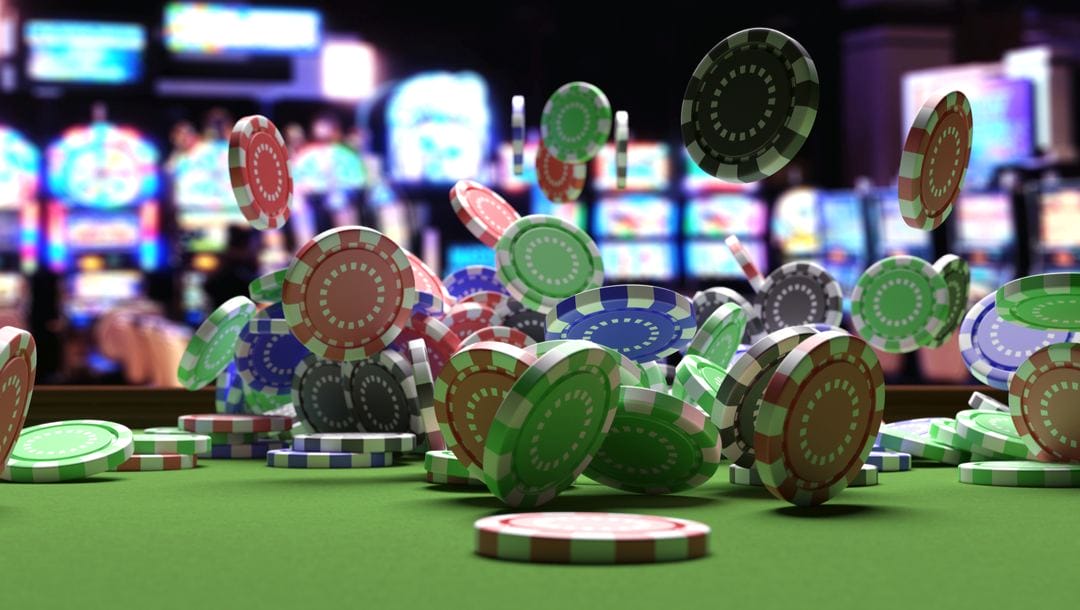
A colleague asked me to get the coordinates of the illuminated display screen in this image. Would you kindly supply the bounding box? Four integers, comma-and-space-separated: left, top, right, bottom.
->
1040, 188, 1080, 249
0, 127, 40, 208
599, 242, 677, 281
684, 239, 767, 280
164, 4, 321, 55
293, 143, 366, 194
445, 243, 495, 274
47, 123, 159, 208
592, 142, 670, 191
531, 195, 586, 230
66, 213, 141, 250
681, 148, 757, 194
955, 193, 1014, 249
25, 20, 145, 84
593, 195, 677, 238
875, 190, 933, 252
684, 194, 767, 237
771, 188, 819, 255
173, 139, 233, 209
818, 191, 867, 257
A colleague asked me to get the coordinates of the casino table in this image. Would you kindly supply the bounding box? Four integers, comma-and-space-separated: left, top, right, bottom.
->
3, 386, 1072, 609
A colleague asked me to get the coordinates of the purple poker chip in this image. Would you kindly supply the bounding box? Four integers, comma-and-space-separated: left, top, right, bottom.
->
958, 293, 1076, 390
442, 265, 509, 300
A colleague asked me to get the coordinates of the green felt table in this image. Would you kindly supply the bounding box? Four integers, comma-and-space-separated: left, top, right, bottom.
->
0, 454, 1073, 610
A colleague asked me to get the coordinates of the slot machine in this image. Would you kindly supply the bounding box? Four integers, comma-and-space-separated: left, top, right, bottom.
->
0, 126, 41, 329
1029, 180, 1080, 273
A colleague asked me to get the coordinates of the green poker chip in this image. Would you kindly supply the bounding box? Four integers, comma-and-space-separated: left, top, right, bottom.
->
424, 449, 476, 480
928, 254, 970, 345
995, 272, 1080, 331
959, 461, 1080, 487
248, 268, 288, 303
540, 81, 612, 164
584, 386, 722, 494
877, 418, 969, 464
483, 342, 621, 508
851, 255, 950, 353
671, 355, 727, 417
686, 302, 746, 367
132, 432, 211, 456
524, 340, 643, 388
1, 420, 134, 483
495, 215, 604, 314
954, 409, 1031, 460
177, 296, 257, 390
927, 418, 974, 452
638, 360, 670, 391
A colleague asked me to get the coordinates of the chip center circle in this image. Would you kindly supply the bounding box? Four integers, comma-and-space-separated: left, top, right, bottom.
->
248, 131, 288, 212
308, 248, 399, 343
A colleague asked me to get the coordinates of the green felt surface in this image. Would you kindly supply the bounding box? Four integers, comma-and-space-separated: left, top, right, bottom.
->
0, 457, 1074, 610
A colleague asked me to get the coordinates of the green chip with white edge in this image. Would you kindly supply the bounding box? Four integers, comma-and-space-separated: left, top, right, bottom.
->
959, 461, 1080, 487
524, 339, 642, 388
877, 418, 969, 464
851, 255, 950, 353
248, 268, 288, 303
584, 386, 722, 494
639, 360, 670, 391
927, 418, 973, 452
928, 254, 970, 345
671, 354, 727, 416
540, 81, 613, 164
177, 296, 257, 390
483, 342, 621, 508
495, 215, 603, 314
686, 302, 746, 367
995, 272, 1080, 331
133, 432, 211, 456
2, 420, 134, 483
955, 409, 1031, 460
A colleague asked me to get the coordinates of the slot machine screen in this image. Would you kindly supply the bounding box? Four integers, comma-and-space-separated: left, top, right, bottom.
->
874, 189, 933, 258
24, 20, 146, 85
955, 192, 1015, 290
1038, 187, 1080, 270
683, 194, 767, 237
599, 242, 677, 281
684, 239, 767, 280
772, 187, 819, 256
593, 195, 677, 239
592, 142, 670, 191
531, 194, 586, 230
66, 212, 142, 251
445, 243, 495, 274
817, 191, 868, 293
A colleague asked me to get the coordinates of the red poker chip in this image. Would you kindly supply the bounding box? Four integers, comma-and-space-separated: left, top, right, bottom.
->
453, 290, 509, 311
282, 226, 416, 362
460, 326, 536, 349
179, 413, 293, 434
228, 115, 294, 230
405, 250, 453, 316
450, 180, 520, 247
535, 143, 586, 203
0, 327, 36, 470
443, 303, 497, 342
390, 312, 462, 377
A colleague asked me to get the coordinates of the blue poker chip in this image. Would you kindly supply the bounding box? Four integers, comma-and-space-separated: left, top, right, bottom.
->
259, 302, 285, 318
545, 284, 697, 362
958, 292, 1076, 390
235, 324, 310, 395
266, 449, 395, 469
866, 450, 912, 472
200, 441, 287, 459
215, 362, 246, 414
442, 265, 509, 300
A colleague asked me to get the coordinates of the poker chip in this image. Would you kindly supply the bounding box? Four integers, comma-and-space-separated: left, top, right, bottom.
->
116, 453, 197, 472
1, 420, 134, 483
535, 142, 586, 203
405, 339, 439, 448
545, 284, 696, 363
753, 331, 885, 505
724, 235, 765, 291
670, 355, 727, 417
248, 318, 290, 335
753, 261, 843, 333
474, 512, 710, 564
511, 95, 525, 175
483, 342, 621, 508
898, 91, 973, 231
443, 303, 498, 342
681, 28, 818, 184
614, 110, 628, 189
282, 226, 416, 362
524, 340, 644, 389
228, 115, 293, 230
266, 449, 394, 469
496, 214, 604, 314
849, 464, 879, 487
435, 342, 536, 478
179, 413, 292, 434
928, 254, 970, 345
235, 323, 309, 396
292, 432, 416, 453
958, 461, 1080, 487
424, 449, 483, 485
248, 268, 287, 303
460, 326, 536, 349
291, 353, 355, 433
427, 471, 484, 486
877, 418, 969, 464
242, 378, 292, 414
955, 409, 1031, 460
455, 290, 509, 311
492, 298, 547, 343
995, 272, 1080, 331
443, 265, 509, 300
178, 296, 257, 390
0, 326, 36, 470
686, 302, 746, 367
729, 463, 762, 486
969, 390, 1009, 413
715, 326, 818, 467
958, 292, 1075, 390
341, 349, 417, 434
866, 450, 911, 472
389, 312, 461, 377
539, 81, 612, 164
1009, 342, 1080, 462
215, 362, 246, 414
450, 180, 521, 247
405, 250, 453, 317
639, 360, 669, 391
200, 441, 287, 459
585, 387, 722, 494
927, 418, 974, 453
132, 432, 211, 456
693, 287, 764, 344
851, 255, 950, 353
205, 431, 265, 444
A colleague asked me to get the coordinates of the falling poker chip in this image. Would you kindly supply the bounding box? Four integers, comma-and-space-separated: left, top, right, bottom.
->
228, 115, 294, 230
898, 91, 973, 231
681, 28, 819, 184
1009, 342, 1080, 463
753, 261, 844, 333
540, 81, 613, 164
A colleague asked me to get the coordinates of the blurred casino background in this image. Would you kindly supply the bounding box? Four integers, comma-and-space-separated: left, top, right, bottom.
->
0, 0, 1077, 385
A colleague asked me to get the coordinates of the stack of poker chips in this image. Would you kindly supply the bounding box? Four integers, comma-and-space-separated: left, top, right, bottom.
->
167, 413, 293, 459
266, 432, 415, 469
